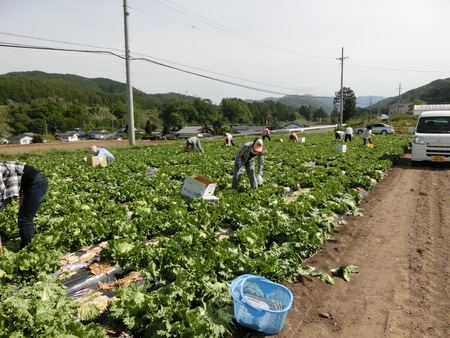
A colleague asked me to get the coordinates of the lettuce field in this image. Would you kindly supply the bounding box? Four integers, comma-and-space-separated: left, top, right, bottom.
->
0, 132, 411, 337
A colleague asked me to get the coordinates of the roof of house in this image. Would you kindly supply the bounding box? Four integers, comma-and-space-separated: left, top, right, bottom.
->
177, 126, 203, 134
13, 133, 35, 140
87, 129, 109, 135
281, 122, 304, 129
232, 125, 265, 134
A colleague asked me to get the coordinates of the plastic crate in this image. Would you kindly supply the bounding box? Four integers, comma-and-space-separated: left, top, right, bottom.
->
230, 274, 293, 334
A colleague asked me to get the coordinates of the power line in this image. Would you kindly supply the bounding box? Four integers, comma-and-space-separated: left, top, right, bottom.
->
0, 42, 125, 59
132, 56, 327, 97
0, 32, 329, 96
0, 41, 330, 98
133, 1, 331, 61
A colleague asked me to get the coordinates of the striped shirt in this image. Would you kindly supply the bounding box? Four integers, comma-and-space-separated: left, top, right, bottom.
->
0, 161, 26, 210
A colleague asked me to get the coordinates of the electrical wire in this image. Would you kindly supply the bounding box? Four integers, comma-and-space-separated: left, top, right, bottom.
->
133, 1, 331, 61
1, 41, 328, 97
0, 32, 323, 95
0, 42, 125, 59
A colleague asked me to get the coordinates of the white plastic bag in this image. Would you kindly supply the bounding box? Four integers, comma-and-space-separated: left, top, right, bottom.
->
256, 175, 263, 185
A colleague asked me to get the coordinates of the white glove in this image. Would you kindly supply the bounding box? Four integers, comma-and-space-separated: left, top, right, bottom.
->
237, 167, 245, 176
256, 174, 263, 185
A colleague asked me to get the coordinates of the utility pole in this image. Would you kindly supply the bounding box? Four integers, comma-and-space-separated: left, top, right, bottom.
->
377, 101, 381, 120
396, 83, 402, 117
123, 0, 135, 145
369, 97, 372, 121
337, 47, 348, 127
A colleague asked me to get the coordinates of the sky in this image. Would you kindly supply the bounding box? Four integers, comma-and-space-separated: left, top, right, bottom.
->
1, 0, 450, 105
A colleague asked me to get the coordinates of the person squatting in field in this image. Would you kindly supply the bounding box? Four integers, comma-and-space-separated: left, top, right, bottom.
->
222, 133, 235, 146
232, 138, 266, 190
289, 132, 298, 142
90, 145, 115, 162
0, 161, 48, 248
184, 136, 204, 152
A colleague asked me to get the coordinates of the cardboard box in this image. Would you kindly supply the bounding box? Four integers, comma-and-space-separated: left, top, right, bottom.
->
297, 137, 306, 143
181, 175, 217, 199
86, 155, 107, 167
336, 144, 347, 152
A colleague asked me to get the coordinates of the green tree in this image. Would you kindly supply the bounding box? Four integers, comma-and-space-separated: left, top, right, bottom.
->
333, 87, 356, 123
220, 98, 253, 124
193, 98, 221, 124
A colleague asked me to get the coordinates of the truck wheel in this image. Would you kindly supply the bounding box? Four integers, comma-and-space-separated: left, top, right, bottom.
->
358, 130, 363, 135
381, 130, 388, 135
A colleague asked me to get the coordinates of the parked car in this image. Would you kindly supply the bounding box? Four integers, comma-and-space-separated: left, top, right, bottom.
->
355, 123, 395, 135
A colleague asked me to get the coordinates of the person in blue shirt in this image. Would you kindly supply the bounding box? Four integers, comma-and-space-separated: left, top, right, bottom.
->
184, 137, 204, 152
90, 145, 115, 162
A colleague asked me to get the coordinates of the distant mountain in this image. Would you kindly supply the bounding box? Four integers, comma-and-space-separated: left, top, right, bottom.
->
250, 94, 334, 113
252, 94, 385, 114
254, 77, 450, 113
356, 96, 385, 108
0, 71, 197, 108
376, 78, 450, 108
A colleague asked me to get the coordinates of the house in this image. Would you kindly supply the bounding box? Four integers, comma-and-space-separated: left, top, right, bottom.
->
279, 122, 305, 132
61, 131, 79, 142
114, 128, 142, 139
87, 129, 109, 140
13, 133, 35, 145
231, 125, 265, 136
176, 125, 213, 139
388, 102, 411, 117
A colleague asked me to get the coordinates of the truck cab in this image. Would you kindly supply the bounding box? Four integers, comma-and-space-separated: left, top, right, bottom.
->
411, 111, 450, 165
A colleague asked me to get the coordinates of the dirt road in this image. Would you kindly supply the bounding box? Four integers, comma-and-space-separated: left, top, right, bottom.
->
236, 154, 450, 337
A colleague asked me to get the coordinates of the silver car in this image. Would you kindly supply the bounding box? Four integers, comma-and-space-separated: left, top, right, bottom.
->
355, 123, 395, 135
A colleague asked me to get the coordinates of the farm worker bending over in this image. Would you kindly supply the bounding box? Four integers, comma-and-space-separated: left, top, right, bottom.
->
232, 138, 266, 190
222, 133, 235, 146
344, 126, 354, 142
0, 161, 48, 248
262, 127, 271, 141
289, 132, 298, 142
361, 126, 373, 145
185, 136, 203, 152
90, 145, 115, 162
335, 130, 345, 140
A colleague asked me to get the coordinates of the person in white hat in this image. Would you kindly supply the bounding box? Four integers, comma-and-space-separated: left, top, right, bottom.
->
232, 138, 266, 190
90, 145, 115, 162
222, 133, 235, 146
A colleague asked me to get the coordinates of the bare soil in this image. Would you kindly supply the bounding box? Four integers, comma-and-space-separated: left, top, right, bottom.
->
235, 154, 450, 337
2, 141, 449, 337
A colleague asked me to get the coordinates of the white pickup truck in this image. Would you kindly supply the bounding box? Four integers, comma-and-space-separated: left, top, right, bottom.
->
411, 111, 450, 165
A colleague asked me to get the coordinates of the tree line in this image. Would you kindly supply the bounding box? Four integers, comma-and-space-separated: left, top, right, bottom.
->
0, 72, 360, 138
